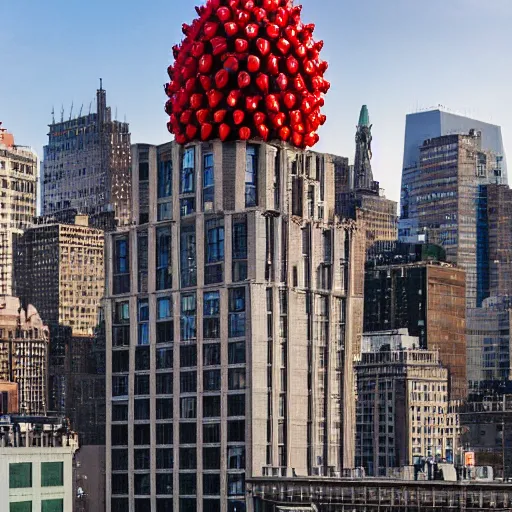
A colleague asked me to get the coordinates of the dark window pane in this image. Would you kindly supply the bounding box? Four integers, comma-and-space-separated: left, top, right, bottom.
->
111, 425, 128, 446
157, 448, 174, 469
180, 448, 197, 469
228, 446, 246, 469
156, 398, 173, 420
111, 498, 129, 512
228, 342, 246, 364
203, 473, 220, 495
156, 348, 173, 369
204, 370, 221, 391
135, 346, 150, 371
111, 449, 128, 471
228, 420, 245, 442
179, 473, 196, 495
134, 449, 150, 470
157, 321, 174, 344
134, 425, 150, 445
10, 462, 32, 488
203, 344, 221, 366
156, 373, 173, 394
157, 498, 173, 512
180, 423, 197, 444
135, 375, 150, 395
203, 423, 220, 444
156, 423, 173, 445
227, 474, 245, 497
180, 499, 196, 512
135, 499, 151, 512
203, 395, 221, 418
112, 473, 128, 494
228, 394, 245, 417
180, 397, 197, 419
203, 447, 221, 469
228, 368, 246, 390
134, 399, 150, 420
180, 371, 197, 393
180, 345, 197, 367
112, 350, 129, 373
204, 499, 221, 512
156, 473, 173, 495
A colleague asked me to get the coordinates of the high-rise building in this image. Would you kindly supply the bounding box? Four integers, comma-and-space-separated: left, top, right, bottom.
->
0, 124, 37, 296
355, 329, 459, 476
0, 381, 18, 414
104, 140, 365, 512
399, 131, 503, 307
335, 106, 397, 248
42, 83, 131, 228
15, 216, 104, 336
0, 415, 78, 512
466, 296, 512, 393
0, 296, 49, 415
364, 242, 467, 400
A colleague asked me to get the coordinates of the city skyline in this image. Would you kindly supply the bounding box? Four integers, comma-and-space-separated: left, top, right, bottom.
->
3, 0, 512, 202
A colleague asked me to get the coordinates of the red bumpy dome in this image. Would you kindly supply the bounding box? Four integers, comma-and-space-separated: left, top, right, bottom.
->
165, 0, 330, 149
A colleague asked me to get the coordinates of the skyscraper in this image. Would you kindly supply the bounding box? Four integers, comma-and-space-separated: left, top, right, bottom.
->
105, 140, 365, 512
0, 124, 37, 295
399, 131, 503, 307
399, 108, 507, 242
336, 106, 397, 248
42, 83, 131, 228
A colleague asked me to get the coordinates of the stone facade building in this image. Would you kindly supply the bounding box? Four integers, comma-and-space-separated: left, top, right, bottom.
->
355, 330, 459, 476
104, 140, 365, 512
0, 296, 49, 415
0, 125, 37, 296
42, 83, 131, 228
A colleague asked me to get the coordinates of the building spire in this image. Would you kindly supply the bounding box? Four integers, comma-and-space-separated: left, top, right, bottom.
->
358, 104, 370, 128
353, 104, 376, 193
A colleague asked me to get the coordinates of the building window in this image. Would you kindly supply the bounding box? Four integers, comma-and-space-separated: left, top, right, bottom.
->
157, 499, 173, 512
9, 463, 32, 488
179, 473, 197, 495
134, 399, 150, 420
181, 294, 196, 341
204, 499, 220, 512
134, 473, 151, 495
232, 219, 248, 282
112, 351, 129, 373
113, 301, 130, 347
112, 375, 128, 397
156, 227, 172, 290
204, 370, 221, 391
138, 299, 149, 345
245, 145, 258, 207
180, 224, 197, 287
156, 348, 173, 369
227, 474, 245, 496
157, 297, 173, 345
203, 473, 220, 495
156, 473, 173, 495
135, 346, 150, 371
227, 446, 246, 469
135, 375, 150, 395
156, 398, 173, 419
205, 219, 224, 284
157, 448, 174, 469
180, 447, 197, 469
203, 447, 221, 469
112, 449, 128, 470
114, 237, 130, 294
204, 395, 221, 418
229, 288, 246, 338
228, 368, 246, 390
180, 345, 197, 368
203, 152, 214, 212
228, 394, 245, 417
139, 162, 149, 181
180, 371, 197, 393
158, 157, 172, 198
134, 449, 150, 470
138, 233, 148, 293
112, 403, 128, 422
112, 473, 129, 494
134, 425, 151, 445
41, 462, 63, 487
228, 342, 246, 364
203, 343, 221, 366
203, 423, 220, 443
135, 499, 151, 512
10, 502, 32, 512
204, 291, 220, 339
111, 425, 128, 446
181, 147, 195, 194
156, 423, 173, 445
180, 197, 195, 217
180, 397, 197, 418
180, 423, 197, 444
41, 500, 64, 512
156, 374, 173, 394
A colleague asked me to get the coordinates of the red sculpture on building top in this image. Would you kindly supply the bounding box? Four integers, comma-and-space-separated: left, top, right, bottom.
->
165, 0, 330, 148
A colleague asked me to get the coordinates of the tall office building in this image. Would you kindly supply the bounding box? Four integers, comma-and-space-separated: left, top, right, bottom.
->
0, 124, 37, 296
399, 131, 503, 307
0, 296, 49, 415
335, 106, 397, 248
42, 83, 131, 228
105, 140, 365, 512
364, 242, 467, 400
355, 329, 459, 476
399, 108, 507, 243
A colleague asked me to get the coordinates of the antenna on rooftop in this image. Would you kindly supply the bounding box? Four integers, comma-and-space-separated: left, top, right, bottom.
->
115, 106, 118, 120
51, 107, 55, 124
79, 104, 83, 117
60, 105, 64, 122
88, 101, 92, 115
69, 102, 74, 121
99, 78, 103, 90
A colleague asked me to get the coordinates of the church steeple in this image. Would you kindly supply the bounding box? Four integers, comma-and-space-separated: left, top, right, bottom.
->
353, 104, 376, 193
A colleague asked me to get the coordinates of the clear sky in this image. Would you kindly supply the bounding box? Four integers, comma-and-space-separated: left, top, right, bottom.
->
2, 0, 512, 202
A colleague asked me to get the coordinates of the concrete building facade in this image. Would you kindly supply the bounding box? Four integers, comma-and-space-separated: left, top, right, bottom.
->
0, 125, 37, 296
104, 139, 365, 512
355, 330, 459, 476
364, 243, 467, 400
15, 216, 105, 336
0, 297, 49, 415
42, 84, 131, 228
0, 415, 78, 512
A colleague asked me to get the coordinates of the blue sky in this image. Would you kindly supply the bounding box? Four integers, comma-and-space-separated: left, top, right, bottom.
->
2, 0, 512, 202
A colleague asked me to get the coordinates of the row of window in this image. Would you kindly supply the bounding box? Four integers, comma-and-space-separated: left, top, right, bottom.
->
111, 420, 245, 446
10, 500, 63, 512
112, 445, 245, 472
112, 471, 245, 497
9, 462, 63, 489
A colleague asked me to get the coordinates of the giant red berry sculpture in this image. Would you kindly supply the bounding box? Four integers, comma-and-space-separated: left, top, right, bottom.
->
165, 0, 330, 148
